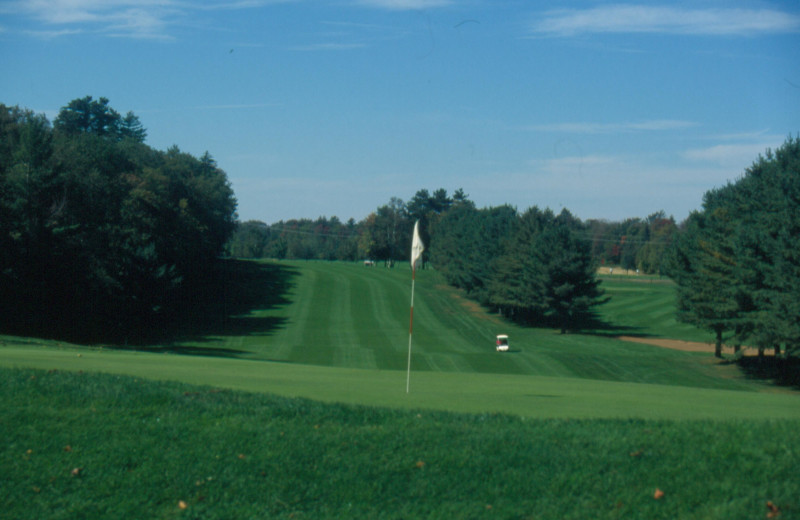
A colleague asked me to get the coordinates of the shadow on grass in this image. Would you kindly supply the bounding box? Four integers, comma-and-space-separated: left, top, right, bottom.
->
735, 356, 800, 390
0, 259, 298, 358
571, 314, 653, 339
126, 259, 298, 356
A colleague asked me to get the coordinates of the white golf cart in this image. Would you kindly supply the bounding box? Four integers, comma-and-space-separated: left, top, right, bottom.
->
496, 334, 509, 352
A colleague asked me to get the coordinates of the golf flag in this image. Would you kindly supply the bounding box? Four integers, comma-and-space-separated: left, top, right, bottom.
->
407, 220, 424, 393
411, 220, 424, 271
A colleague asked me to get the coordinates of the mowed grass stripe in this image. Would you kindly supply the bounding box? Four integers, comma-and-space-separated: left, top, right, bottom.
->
358, 267, 410, 369
599, 279, 708, 341
226, 262, 759, 390
282, 265, 331, 365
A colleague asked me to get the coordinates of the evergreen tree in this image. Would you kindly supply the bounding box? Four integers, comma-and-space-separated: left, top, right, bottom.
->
531, 211, 606, 333
668, 136, 800, 359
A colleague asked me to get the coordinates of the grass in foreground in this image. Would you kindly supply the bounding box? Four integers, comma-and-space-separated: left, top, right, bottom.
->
3, 368, 798, 520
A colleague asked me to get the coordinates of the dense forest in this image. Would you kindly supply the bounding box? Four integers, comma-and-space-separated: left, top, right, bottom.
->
0, 98, 237, 341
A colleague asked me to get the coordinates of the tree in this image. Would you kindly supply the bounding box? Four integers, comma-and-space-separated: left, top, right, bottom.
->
120, 111, 147, 142
668, 136, 800, 360
636, 212, 678, 275
54, 96, 146, 143
487, 208, 605, 331
531, 211, 606, 333
668, 207, 742, 357
0, 99, 237, 341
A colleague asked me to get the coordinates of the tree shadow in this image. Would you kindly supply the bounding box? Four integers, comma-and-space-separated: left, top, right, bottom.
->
546, 312, 651, 338
0, 259, 298, 358
122, 259, 298, 356
735, 356, 800, 391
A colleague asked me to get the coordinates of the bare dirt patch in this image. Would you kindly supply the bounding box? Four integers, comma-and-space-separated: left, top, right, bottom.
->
617, 336, 774, 357
617, 336, 715, 352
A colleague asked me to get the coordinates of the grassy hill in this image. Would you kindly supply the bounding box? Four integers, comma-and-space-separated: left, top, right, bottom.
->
2, 260, 797, 420
156, 260, 769, 390
3, 260, 799, 518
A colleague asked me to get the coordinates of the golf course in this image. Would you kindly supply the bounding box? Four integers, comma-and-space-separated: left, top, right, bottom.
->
3, 260, 799, 518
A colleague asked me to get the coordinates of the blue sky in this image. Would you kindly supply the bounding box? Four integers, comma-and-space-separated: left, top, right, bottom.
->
1, 1, 799, 224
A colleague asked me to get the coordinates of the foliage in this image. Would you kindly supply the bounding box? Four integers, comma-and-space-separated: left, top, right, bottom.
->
586, 211, 679, 274
667, 136, 800, 359
0, 99, 237, 342
53, 96, 146, 142
484, 208, 606, 332
227, 217, 359, 261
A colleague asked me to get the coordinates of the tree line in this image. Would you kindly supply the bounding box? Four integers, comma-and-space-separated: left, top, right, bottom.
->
229, 193, 679, 276
229, 189, 610, 333
668, 136, 800, 361
0, 97, 237, 341
6, 97, 795, 360
228, 137, 799, 359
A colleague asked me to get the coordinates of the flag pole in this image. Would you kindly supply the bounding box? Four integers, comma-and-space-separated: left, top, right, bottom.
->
406, 267, 415, 394
407, 220, 424, 394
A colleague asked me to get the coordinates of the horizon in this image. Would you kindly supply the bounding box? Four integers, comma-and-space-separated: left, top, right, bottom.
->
2, 1, 798, 224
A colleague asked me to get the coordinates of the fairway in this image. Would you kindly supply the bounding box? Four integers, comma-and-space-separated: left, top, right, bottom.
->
150, 261, 759, 390
2, 260, 797, 420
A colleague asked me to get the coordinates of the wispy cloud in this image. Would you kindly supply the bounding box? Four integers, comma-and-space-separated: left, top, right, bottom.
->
3, 0, 294, 40
354, 0, 452, 10
4, 0, 177, 39
683, 142, 775, 166
531, 5, 800, 37
525, 119, 698, 134
288, 42, 367, 51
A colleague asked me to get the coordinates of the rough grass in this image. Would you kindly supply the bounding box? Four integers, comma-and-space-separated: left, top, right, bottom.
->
3, 368, 799, 520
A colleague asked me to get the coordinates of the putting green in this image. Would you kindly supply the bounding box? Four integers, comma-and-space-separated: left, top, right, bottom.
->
2, 344, 798, 420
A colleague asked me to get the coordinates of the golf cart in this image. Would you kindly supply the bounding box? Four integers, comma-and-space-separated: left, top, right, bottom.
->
496, 334, 509, 352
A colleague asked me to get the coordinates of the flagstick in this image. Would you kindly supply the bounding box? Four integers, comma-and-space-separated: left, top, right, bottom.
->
406, 267, 416, 394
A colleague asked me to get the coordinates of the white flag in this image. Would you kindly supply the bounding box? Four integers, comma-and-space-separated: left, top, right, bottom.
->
411, 220, 424, 271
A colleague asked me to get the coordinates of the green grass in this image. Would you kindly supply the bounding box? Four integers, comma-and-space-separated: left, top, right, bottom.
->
2, 259, 797, 420
3, 260, 799, 518
596, 276, 710, 342
3, 342, 799, 420
3, 368, 799, 520
115, 261, 758, 390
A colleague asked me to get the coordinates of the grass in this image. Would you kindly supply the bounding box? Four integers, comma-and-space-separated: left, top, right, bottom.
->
595, 275, 710, 343
2, 260, 798, 418
3, 342, 800, 420
3, 259, 799, 518
99, 260, 767, 390
3, 368, 799, 520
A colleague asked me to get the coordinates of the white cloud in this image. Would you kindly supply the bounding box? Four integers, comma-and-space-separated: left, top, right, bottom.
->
5, 0, 176, 38
5, 0, 294, 39
531, 5, 800, 37
526, 119, 698, 134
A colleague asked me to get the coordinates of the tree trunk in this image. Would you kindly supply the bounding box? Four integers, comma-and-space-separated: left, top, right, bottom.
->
714, 329, 723, 358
